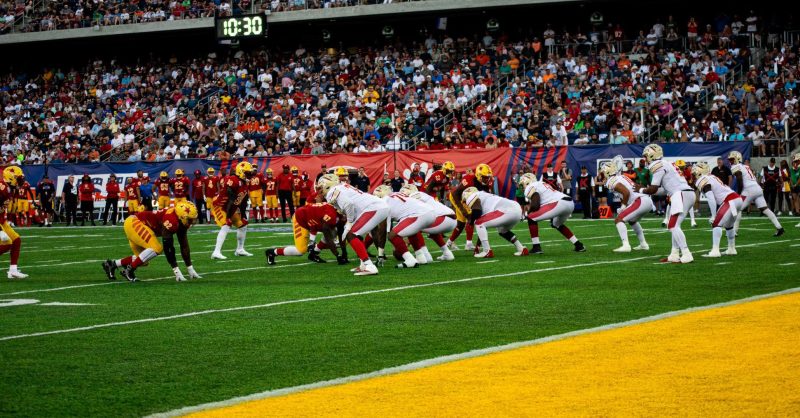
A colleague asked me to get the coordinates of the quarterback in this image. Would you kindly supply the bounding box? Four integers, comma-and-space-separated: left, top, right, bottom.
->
210, 162, 254, 259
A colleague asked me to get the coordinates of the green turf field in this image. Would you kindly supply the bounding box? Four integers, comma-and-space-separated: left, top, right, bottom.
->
0, 216, 797, 417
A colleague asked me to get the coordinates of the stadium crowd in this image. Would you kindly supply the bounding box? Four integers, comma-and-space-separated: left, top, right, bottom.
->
0, 11, 797, 166
0, 0, 419, 35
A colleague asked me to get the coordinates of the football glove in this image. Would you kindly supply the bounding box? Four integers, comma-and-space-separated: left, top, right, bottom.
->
0, 230, 9, 242
225, 218, 233, 227
240, 218, 249, 227
308, 250, 326, 263
187, 265, 202, 279
173, 267, 187, 282
375, 255, 387, 267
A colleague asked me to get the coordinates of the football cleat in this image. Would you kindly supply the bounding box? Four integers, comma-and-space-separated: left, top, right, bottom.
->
613, 244, 632, 253
664, 250, 680, 263
473, 249, 494, 258
234, 249, 254, 257
415, 253, 428, 265
308, 250, 327, 263
446, 241, 459, 251
120, 265, 137, 282
395, 260, 419, 269
436, 252, 455, 261
725, 247, 738, 256
530, 244, 543, 254
633, 243, 650, 251
574, 242, 586, 252
102, 259, 117, 280
7, 270, 28, 279
691, 221, 697, 228
464, 241, 475, 251
702, 249, 722, 258
680, 250, 694, 264
354, 264, 379, 276
513, 248, 529, 256
774, 228, 785, 237
265, 249, 277, 265
211, 252, 227, 260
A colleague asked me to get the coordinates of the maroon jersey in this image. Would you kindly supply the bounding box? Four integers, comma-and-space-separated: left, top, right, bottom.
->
213, 175, 248, 207
204, 176, 219, 199
170, 177, 190, 198
294, 203, 337, 234
135, 209, 181, 236
191, 177, 205, 200
125, 180, 141, 202
154, 179, 171, 197
424, 169, 449, 196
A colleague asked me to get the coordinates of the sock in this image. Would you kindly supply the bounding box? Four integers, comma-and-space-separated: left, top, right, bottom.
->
280, 246, 302, 256
476, 224, 490, 250
116, 255, 133, 267
215, 225, 231, 253
528, 220, 539, 244
689, 207, 696, 223
712, 227, 722, 250
377, 247, 385, 257
465, 223, 474, 242
763, 209, 782, 229
733, 212, 742, 233
726, 228, 736, 247
349, 237, 369, 261
632, 222, 646, 245
402, 251, 416, 265
448, 223, 464, 242
421, 246, 433, 262
131, 248, 158, 268
0, 243, 10, 255
9, 264, 18, 273
10, 237, 20, 265
408, 233, 425, 251
430, 234, 446, 247
390, 235, 409, 254
615, 222, 628, 245
663, 204, 671, 223
557, 225, 578, 244
236, 226, 247, 251
672, 226, 688, 251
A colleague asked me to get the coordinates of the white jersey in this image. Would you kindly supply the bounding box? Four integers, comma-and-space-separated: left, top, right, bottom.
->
696, 174, 737, 206
730, 163, 759, 190
326, 184, 386, 223
525, 181, 567, 204
382, 192, 429, 221
605, 174, 640, 205
413, 192, 455, 217
648, 160, 690, 196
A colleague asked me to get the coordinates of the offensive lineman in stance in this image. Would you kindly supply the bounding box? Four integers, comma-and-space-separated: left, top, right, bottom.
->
210, 162, 254, 259
693, 161, 744, 257
103, 201, 201, 282
445, 163, 494, 251
728, 151, 784, 236
518, 174, 585, 254
461, 187, 527, 258
1, 166, 28, 278
265, 202, 343, 265
600, 161, 652, 252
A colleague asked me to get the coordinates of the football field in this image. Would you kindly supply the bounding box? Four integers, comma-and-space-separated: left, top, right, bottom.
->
0, 217, 798, 417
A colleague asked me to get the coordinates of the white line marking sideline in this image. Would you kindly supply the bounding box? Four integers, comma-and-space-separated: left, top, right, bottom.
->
148, 286, 800, 418
0, 257, 657, 342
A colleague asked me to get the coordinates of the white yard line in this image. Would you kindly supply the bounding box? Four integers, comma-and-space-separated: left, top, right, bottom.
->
475, 260, 498, 264
0, 260, 103, 271
779, 262, 796, 266
0, 256, 659, 342
0, 262, 313, 296
148, 286, 800, 418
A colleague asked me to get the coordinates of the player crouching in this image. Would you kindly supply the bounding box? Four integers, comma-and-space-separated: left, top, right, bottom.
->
103, 201, 201, 282
461, 187, 527, 258
265, 202, 345, 265
600, 161, 652, 252
1, 166, 28, 278
374, 185, 436, 268
692, 162, 743, 257
210, 162, 254, 259
400, 184, 457, 261
518, 174, 585, 254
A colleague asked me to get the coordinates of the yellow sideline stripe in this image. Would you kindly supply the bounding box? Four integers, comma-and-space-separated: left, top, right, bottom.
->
189, 293, 800, 417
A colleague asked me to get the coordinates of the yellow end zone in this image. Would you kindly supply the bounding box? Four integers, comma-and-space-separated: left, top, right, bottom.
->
188, 292, 800, 417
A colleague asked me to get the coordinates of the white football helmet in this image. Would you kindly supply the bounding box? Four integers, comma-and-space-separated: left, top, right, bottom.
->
611, 155, 626, 174
642, 144, 663, 163
600, 162, 618, 178
518, 173, 537, 189
373, 184, 392, 198
793, 153, 800, 163
316, 173, 340, 196
691, 161, 711, 177
728, 151, 743, 165
462, 186, 480, 208
399, 184, 418, 195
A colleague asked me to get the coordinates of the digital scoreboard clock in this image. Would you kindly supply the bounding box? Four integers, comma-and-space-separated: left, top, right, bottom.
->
216, 14, 267, 40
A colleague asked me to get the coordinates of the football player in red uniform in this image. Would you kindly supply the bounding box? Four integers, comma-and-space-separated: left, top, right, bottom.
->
170, 169, 190, 204
191, 170, 206, 224
13, 177, 32, 226
0, 167, 28, 278
299, 171, 312, 206
265, 202, 344, 265
203, 167, 219, 223
154, 172, 172, 209
210, 161, 254, 259
264, 168, 278, 223
424, 161, 455, 201
445, 164, 494, 251
248, 167, 266, 222
291, 166, 302, 207
103, 201, 200, 282
125, 177, 142, 216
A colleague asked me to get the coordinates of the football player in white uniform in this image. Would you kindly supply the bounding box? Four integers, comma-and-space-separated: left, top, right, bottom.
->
318, 174, 388, 276
600, 162, 653, 252
519, 174, 585, 254
692, 162, 744, 257
639, 144, 694, 263
374, 185, 436, 268
461, 187, 527, 258
728, 151, 784, 236
400, 184, 457, 261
